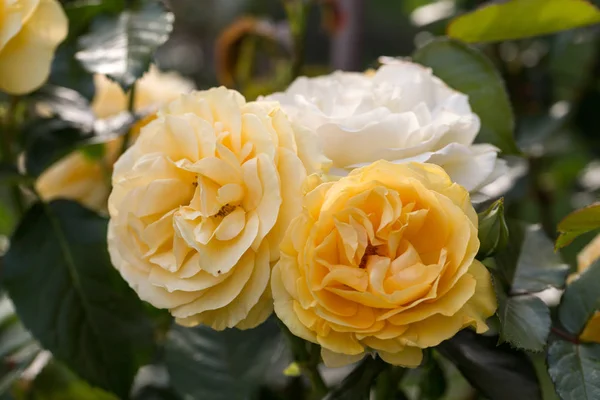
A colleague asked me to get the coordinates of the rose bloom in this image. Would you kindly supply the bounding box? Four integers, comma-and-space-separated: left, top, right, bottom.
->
265, 58, 506, 199
0, 0, 67, 94
272, 160, 497, 367
36, 66, 194, 211
107, 87, 329, 330
574, 234, 600, 342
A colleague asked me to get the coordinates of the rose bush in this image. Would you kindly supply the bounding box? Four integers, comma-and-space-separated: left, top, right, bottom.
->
107, 87, 329, 330
272, 160, 497, 367
0, 0, 67, 94
36, 66, 194, 211
265, 59, 506, 198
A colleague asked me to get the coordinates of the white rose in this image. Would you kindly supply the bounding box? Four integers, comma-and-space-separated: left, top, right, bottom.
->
265, 58, 506, 196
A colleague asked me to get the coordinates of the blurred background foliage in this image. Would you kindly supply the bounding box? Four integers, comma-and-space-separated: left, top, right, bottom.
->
1, 0, 600, 399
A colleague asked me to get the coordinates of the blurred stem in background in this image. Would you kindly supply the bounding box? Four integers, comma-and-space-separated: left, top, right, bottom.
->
283, 0, 313, 81
331, 0, 364, 71
120, 83, 137, 157
1, 96, 25, 217
374, 364, 405, 400
277, 318, 328, 399
529, 155, 556, 239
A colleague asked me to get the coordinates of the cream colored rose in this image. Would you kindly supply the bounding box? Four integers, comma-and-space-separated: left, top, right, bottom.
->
0, 0, 67, 94
574, 234, 600, 343
107, 87, 329, 330
272, 160, 497, 367
36, 66, 194, 211
265, 58, 506, 198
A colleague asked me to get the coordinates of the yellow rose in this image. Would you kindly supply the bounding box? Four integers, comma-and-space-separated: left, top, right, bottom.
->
107, 87, 329, 330
36, 66, 194, 211
272, 160, 497, 367
575, 234, 600, 343
0, 0, 67, 94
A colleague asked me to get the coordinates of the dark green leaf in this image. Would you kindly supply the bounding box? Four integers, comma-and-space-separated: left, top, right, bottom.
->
412, 38, 518, 154
495, 222, 569, 293
448, 0, 600, 43
325, 356, 386, 400
76, 2, 174, 90
556, 203, 600, 250
165, 318, 288, 400
3, 200, 155, 397
49, 43, 96, 101
496, 288, 551, 352
0, 163, 33, 186
419, 355, 446, 400
64, 0, 126, 39
437, 330, 542, 400
547, 340, 600, 400
23, 119, 94, 177
558, 260, 600, 335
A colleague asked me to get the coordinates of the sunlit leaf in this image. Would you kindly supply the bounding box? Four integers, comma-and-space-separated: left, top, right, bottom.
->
76, 2, 174, 90
448, 0, 600, 43
556, 203, 600, 249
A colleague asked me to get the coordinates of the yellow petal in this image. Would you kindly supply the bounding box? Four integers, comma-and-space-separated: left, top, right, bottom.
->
0, 0, 67, 94
321, 349, 365, 368
170, 250, 255, 319
198, 212, 259, 276
580, 312, 600, 343
272, 262, 318, 343
378, 346, 423, 367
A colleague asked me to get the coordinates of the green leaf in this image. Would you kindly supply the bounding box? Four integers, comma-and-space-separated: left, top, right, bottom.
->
447, 0, 600, 43
3, 200, 155, 397
23, 119, 94, 177
324, 356, 387, 400
496, 287, 551, 352
165, 319, 289, 400
547, 341, 600, 400
419, 355, 446, 400
494, 222, 569, 293
556, 203, 600, 249
76, 2, 174, 90
0, 163, 33, 186
558, 260, 600, 335
64, 0, 126, 40
437, 330, 542, 400
412, 38, 518, 154
477, 198, 509, 260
